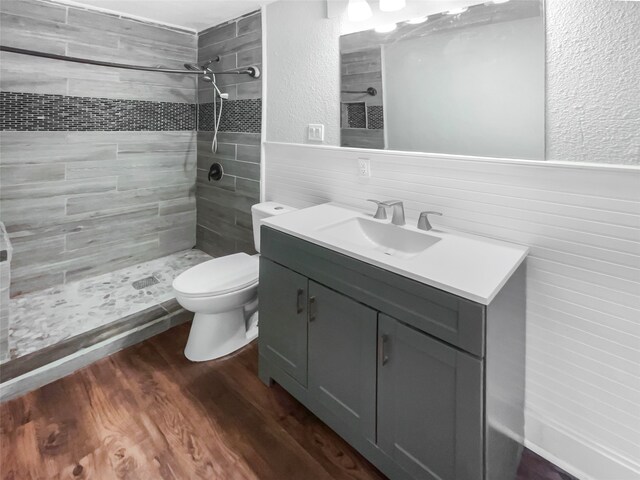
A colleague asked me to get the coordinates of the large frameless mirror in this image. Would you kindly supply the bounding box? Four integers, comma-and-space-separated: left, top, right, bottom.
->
340, 0, 545, 160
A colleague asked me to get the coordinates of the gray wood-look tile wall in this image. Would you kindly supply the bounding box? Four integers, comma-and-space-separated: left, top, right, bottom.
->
0, 0, 197, 103
0, 0, 199, 295
196, 11, 262, 257
1, 131, 197, 296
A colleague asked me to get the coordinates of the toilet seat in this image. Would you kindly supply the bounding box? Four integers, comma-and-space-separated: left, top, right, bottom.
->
173, 253, 259, 298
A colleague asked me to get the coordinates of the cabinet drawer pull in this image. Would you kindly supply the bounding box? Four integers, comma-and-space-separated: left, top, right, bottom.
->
296, 288, 305, 314
309, 296, 317, 321
379, 334, 389, 366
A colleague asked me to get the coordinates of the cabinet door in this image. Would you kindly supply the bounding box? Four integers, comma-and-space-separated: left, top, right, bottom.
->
378, 314, 483, 480
308, 281, 378, 443
259, 258, 309, 386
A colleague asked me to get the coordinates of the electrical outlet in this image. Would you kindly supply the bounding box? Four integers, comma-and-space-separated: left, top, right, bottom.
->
308, 124, 325, 142
358, 158, 371, 177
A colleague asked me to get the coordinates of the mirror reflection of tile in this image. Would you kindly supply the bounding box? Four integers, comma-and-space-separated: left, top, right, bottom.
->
343, 102, 366, 128
341, 103, 385, 130
341, 45, 385, 149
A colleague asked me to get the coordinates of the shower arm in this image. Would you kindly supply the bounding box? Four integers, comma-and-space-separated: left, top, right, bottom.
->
0, 46, 260, 78
341, 87, 377, 96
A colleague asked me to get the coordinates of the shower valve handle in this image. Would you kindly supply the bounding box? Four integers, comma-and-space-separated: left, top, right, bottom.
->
208, 163, 223, 182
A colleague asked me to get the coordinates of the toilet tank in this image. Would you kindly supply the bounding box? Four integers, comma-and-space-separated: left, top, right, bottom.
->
251, 202, 296, 253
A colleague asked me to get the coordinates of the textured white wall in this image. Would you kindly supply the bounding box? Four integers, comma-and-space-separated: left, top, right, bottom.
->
546, 0, 640, 164
264, 0, 341, 145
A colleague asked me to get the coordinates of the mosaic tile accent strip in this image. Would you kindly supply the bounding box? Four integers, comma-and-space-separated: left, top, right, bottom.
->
367, 105, 384, 130
0, 92, 196, 131
199, 99, 262, 133
344, 102, 367, 129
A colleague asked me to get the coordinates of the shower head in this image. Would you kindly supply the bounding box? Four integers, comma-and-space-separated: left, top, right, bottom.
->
183, 57, 219, 72
184, 62, 203, 71
185, 61, 215, 83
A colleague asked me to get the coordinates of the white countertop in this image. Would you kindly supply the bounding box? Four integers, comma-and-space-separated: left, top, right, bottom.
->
262, 203, 528, 305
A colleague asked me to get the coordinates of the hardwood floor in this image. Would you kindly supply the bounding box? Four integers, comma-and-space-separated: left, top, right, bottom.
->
1, 323, 577, 480
516, 450, 578, 480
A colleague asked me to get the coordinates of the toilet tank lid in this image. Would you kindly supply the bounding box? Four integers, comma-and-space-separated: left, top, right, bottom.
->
251, 202, 296, 216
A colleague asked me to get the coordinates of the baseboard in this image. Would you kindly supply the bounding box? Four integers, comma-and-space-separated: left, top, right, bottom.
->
0, 309, 192, 402
525, 411, 640, 480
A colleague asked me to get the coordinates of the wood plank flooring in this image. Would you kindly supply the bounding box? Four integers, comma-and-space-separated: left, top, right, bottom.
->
0, 323, 577, 480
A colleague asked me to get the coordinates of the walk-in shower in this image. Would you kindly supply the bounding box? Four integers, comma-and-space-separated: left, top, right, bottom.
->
0, 40, 261, 397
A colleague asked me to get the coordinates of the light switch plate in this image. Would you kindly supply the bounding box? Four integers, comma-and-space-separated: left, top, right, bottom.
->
308, 124, 325, 142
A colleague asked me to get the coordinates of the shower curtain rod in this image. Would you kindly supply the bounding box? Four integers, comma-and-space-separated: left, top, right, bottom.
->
0, 46, 260, 77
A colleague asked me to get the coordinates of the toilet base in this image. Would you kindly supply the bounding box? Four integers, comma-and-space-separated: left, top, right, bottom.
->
184, 309, 259, 362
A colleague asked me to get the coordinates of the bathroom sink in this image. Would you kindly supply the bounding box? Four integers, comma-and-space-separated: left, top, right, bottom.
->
261, 203, 530, 305
318, 217, 440, 259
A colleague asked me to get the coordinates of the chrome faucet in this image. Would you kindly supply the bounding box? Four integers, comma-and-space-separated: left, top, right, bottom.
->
418, 211, 442, 231
367, 199, 388, 219
382, 200, 405, 226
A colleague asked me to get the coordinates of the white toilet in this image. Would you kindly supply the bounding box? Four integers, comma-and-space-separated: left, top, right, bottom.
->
173, 202, 296, 362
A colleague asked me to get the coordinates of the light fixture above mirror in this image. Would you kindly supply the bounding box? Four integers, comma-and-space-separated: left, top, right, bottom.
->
347, 0, 408, 22
347, 0, 373, 21
446, 6, 469, 15
406, 16, 428, 25
379, 0, 406, 12
374, 23, 397, 33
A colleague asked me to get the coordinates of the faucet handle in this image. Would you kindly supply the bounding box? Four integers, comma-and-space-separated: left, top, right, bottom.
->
367, 199, 388, 219
418, 211, 442, 231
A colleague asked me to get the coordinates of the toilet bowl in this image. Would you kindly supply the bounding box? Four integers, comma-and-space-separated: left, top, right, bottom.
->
173, 202, 296, 362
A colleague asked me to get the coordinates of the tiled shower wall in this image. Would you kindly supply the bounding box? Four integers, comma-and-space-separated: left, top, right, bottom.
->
195, 11, 262, 257
0, 0, 198, 296
340, 47, 384, 149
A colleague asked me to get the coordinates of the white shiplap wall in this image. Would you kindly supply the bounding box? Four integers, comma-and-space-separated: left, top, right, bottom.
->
263, 141, 640, 480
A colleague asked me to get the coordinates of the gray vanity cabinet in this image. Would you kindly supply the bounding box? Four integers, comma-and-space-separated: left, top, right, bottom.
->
308, 281, 378, 443
259, 226, 526, 480
377, 314, 483, 480
258, 258, 309, 386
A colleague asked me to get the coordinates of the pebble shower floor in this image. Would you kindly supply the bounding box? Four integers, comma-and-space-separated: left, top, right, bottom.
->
3, 249, 211, 363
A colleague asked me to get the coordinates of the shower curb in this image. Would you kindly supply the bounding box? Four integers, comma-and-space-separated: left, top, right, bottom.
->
0, 303, 192, 403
